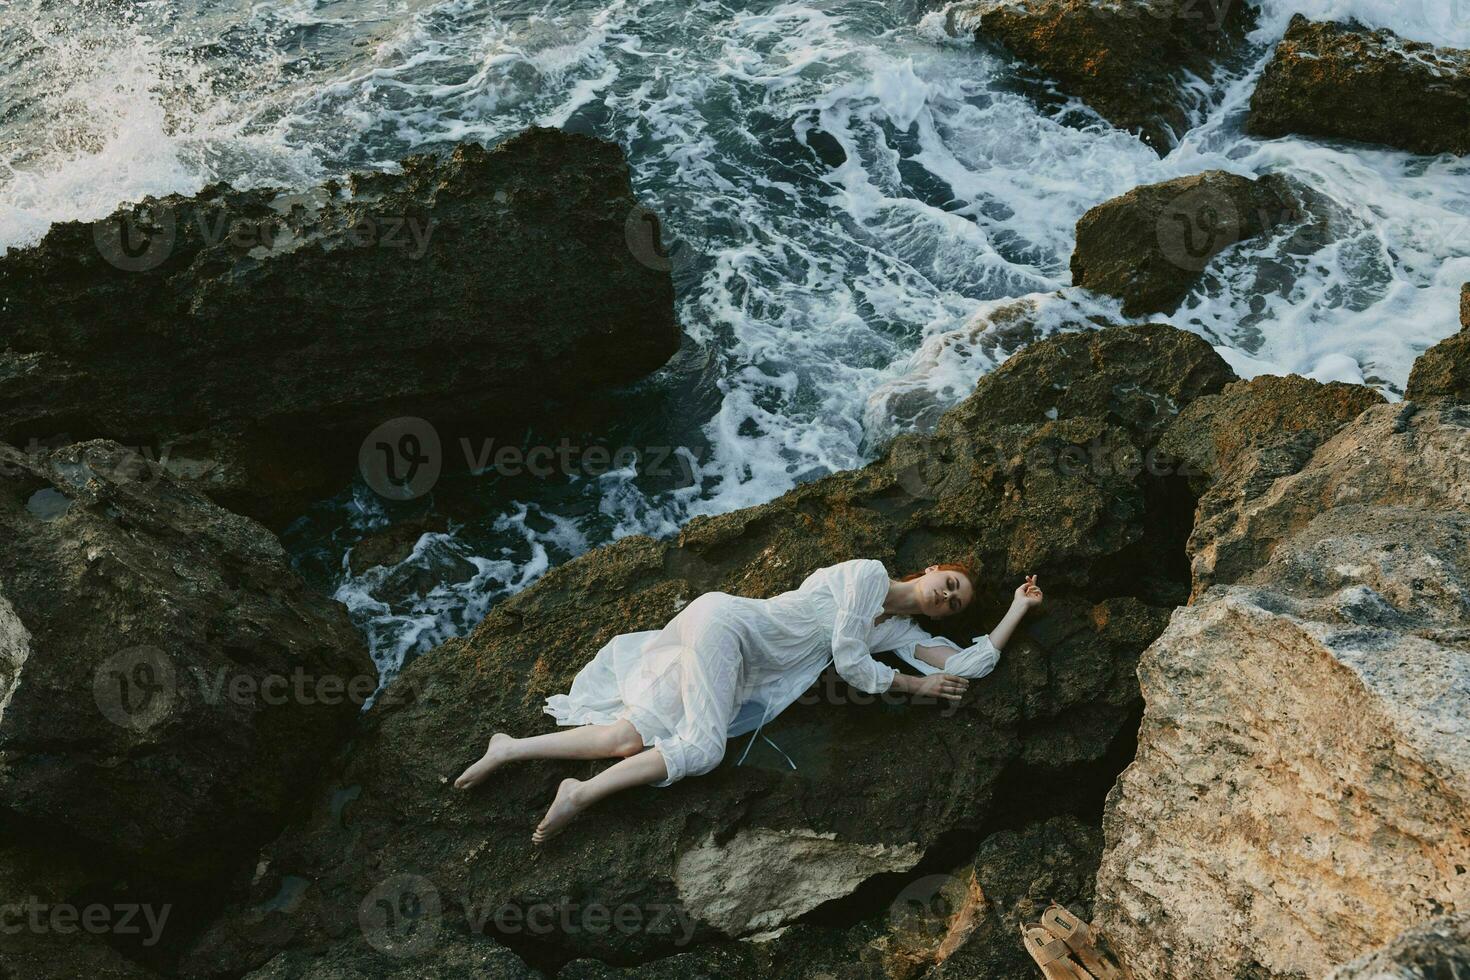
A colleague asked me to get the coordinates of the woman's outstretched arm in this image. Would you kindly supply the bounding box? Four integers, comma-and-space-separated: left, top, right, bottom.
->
987, 574, 1042, 651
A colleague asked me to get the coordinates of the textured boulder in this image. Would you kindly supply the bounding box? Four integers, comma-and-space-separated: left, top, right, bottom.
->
0, 127, 680, 527
1070, 170, 1299, 316
943, 0, 1256, 153
1095, 402, 1470, 978
179, 324, 1233, 974
1247, 16, 1470, 155
861, 295, 1125, 448
927, 816, 1105, 979
0, 439, 373, 888
1326, 914, 1470, 980
557, 815, 1103, 980
1157, 373, 1386, 596
242, 936, 540, 980
0, 842, 167, 979
1406, 288, 1470, 402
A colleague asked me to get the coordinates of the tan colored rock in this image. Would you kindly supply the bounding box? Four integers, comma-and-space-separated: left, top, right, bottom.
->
1095, 403, 1470, 979
673, 828, 922, 936
1158, 374, 1386, 598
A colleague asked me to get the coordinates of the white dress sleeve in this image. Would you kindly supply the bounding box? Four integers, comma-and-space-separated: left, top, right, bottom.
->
875, 617, 962, 676
874, 616, 1002, 680
826, 559, 897, 695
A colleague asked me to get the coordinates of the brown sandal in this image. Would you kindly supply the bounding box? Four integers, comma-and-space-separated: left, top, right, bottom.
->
1039, 904, 1131, 980
1021, 922, 1094, 979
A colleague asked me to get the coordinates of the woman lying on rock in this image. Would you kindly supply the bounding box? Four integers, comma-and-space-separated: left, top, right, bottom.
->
453, 557, 1042, 843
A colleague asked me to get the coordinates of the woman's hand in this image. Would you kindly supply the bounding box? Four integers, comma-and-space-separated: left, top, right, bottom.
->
1014, 574, 1042, 610
914, 673, 969, 702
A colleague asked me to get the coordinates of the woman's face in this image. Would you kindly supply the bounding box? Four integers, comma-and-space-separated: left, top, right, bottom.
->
916, 566, 972, 618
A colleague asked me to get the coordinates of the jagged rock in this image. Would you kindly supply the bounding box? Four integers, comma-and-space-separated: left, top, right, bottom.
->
557, 816, 1103, 980
242, 935, 542, 979
1156, 374, 1386, 597
943, 0, 1256, 153
861, 294, 1126, 449
1326, 914, 1470, 980
1247, 16, 1470, 155
0, 127, 680, 528
672, 829, 922, 936
178, 324, 1232, 974
1095, 402, 1470, 978
1070, 170, 1299, 316
1407, 332, 1470, 403
0, 439, 373, 889
928, 816, 1104, 979
1406, 290, 1470, 402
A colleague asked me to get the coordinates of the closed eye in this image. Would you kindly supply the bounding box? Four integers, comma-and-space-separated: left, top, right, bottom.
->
947, 577, 959, 610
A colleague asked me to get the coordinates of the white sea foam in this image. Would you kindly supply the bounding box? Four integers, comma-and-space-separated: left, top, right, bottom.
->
1253, 0, 1470, 47
4, 0, 1468, 690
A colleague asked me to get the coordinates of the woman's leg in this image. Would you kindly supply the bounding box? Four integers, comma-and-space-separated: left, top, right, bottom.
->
532, 746, 669, 844
453, 720, 645, 789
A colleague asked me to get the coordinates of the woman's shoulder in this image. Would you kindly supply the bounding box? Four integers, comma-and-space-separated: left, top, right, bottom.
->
795, 557, 890, 595
804, 557, 887, 584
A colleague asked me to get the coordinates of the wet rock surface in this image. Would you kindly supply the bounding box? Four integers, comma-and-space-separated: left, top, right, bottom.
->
174, 323, 1230, 975
1406, 288, 1470, 403
1247, 15, 1470, 156
1070, 170, 1299, 317
0, 127, 680, 528
944, 0, 1256, 153
0, 439, 373, 891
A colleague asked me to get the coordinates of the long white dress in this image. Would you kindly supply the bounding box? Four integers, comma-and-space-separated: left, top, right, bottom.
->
542, 558, 1001, 786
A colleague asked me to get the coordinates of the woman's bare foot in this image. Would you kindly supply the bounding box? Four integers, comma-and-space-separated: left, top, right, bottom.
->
532, 777, 586, 844
453, 733, 515, 790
